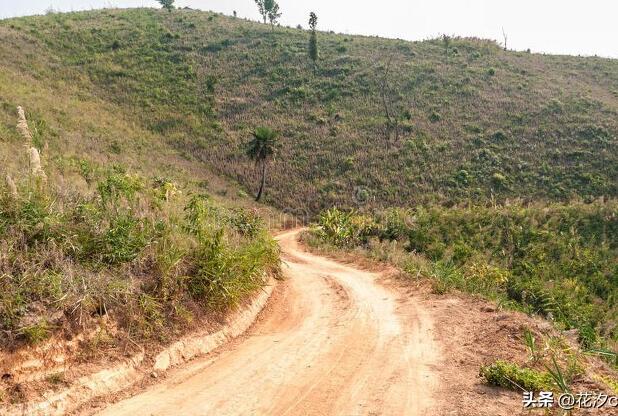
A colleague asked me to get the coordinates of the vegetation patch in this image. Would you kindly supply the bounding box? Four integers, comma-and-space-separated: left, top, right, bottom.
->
0, 108, 280, 350
480, 360, 554, 391
306, 203, 618, 353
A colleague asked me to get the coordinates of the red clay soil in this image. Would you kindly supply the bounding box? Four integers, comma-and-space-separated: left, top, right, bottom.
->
4, 229, 618, 415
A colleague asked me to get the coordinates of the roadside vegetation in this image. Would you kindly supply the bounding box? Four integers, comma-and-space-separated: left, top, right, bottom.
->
0, 107, 280, 349
480, 328, 588, 393
304, 204, 618, 394
304, 203, 618, 354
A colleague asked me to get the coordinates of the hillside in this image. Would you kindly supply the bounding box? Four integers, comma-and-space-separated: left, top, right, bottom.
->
0, 8, 616, 215
0, 8, 288, 354
1, 7, 618, 412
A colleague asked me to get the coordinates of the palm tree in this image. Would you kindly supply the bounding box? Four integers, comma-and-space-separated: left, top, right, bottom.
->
246, 127, 279, 202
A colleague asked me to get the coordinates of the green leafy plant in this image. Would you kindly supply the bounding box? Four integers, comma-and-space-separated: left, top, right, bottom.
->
480, 360, 554, 391
544, 356, 570, 393
523, 328, 540, 363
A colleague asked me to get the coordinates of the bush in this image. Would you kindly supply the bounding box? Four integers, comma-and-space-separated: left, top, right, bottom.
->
429, 111, 441, 123
0, 168, 280, 346
491, 172, 508, 188
96, 214, 151, 265
480, 360, 554, 391
314, 207, 378, 247
228, 209, 263, 238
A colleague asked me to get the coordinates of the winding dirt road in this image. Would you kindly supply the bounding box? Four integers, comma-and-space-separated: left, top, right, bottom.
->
98, 229, 440, 416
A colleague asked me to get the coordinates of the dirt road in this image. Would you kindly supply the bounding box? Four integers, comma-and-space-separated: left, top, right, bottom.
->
97, 229, 440, 416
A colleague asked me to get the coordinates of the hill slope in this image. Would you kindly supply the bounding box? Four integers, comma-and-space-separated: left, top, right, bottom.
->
1, 7, 618, 410
0, 7, 617, 213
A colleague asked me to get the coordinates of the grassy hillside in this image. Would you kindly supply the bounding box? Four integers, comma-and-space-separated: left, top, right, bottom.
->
0, 8, 290, 351
0, 8, 616, 215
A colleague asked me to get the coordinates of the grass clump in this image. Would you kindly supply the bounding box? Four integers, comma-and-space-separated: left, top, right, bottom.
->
18, 321, 51, 345
481, 328, 589, 393
480, 360, 554, 391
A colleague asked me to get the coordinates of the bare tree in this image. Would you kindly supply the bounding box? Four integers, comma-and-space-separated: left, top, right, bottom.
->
379, 57, 404, 147
502, 27, 508, 51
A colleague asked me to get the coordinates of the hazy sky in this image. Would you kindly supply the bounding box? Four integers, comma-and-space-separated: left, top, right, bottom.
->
1, 1, 616, 58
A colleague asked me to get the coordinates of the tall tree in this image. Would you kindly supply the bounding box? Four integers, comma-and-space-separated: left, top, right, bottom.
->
308, 12, 318, 64
379, 57, 406, 147
267, 1, 282, 27
157, 0, 174, 12
246, 127, 279, 202
255, 0, 281, 26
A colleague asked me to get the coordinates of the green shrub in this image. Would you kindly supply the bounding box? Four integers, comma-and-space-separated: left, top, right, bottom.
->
97, 171, 144, 205
96, 214, 151, 265
454, 169, 470, 185
491, 131, 507, 142
19, 321, 51, 345
229, 209, 263, 238
314, 207, 378, 247
480, 360, 554, 391
491, 172, 508, 188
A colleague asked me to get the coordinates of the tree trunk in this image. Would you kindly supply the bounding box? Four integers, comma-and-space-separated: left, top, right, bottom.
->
255, 161, 267, 202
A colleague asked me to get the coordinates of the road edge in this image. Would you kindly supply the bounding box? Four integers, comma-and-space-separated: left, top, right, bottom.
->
1, 278, 277, 416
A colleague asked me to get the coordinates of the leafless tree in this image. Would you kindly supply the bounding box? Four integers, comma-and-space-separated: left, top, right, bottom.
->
379, 57, 402, 147
502, 27, 508, 51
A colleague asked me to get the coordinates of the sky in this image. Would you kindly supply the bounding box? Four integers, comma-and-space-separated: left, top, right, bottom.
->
0, 0, 616, 58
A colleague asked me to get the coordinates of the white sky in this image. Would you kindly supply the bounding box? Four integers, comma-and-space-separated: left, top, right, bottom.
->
1, 0, 616, 58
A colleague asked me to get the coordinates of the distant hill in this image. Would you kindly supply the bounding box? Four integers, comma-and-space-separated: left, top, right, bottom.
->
1, 8, 616, 214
